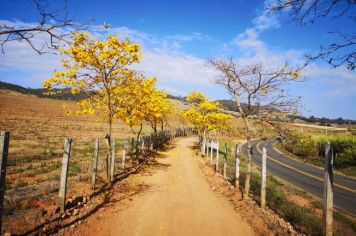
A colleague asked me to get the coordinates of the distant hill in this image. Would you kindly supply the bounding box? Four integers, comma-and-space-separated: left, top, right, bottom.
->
2, 81, 354, 124
215, 99, 356, 124
216, 99, 258, 115
0, 82, 242, 114
0, 81, 87, 101
295, 115, 356, 125
167, 94, 186, 101
216, 99, 239, 112
0, 81, 193, 103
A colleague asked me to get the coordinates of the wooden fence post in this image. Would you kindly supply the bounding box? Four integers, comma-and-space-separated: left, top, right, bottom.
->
136, 140, 139, 163
216, 141, 219, 172
200, 136, 203, 154
210, 141, 213, 165
204, 138, 207, 155
92, 138, 99, 190
141, 139, 145, 161
110, 139, 116, 181
105, 137, 111, 181
150, 135, 154, 151
206, 140, 210, 159
208, 141, 210, 157
0, 131, 10, 232
223, 143, 227, 179
146, 136, 150, 152
59, 138, 72, 212
323, 142, 333, 236
235, 144, 240, 190
203, 139, 206, 155
261, 145, 267, 208
122, 141, 127, 170
131, 138, 134, 160
201, 137, 205, 154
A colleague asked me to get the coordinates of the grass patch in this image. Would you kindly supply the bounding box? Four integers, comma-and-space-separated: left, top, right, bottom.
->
69, 161, 82, 176
266, 185, 322, 235
268, 176, 284, 186
334, 211, 356, 234
240, 165, 323, 235
7, 154, 58, 166
37, 162, 62, 175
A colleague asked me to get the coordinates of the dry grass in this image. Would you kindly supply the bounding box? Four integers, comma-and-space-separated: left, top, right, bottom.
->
0, 90, 149, 188
0, 90, 182, 234
288, 122, 348, 131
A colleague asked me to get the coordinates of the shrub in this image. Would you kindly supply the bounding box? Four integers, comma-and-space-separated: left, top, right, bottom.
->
283, 132, 356, 170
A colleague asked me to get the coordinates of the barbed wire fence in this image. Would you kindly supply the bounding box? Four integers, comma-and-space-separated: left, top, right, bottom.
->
0, 128, 195, 234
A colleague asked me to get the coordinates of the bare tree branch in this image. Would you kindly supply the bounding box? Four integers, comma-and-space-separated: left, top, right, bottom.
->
209, 57, 304, 199
0, 0, 91, 54
268, 0, 356, 70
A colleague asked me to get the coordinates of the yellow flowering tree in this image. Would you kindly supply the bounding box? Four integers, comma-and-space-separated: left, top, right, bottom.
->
113, 76, 172, 140
184, 91, 232, 139
112, 76, 153, 140
106, 74, 174, 140
43, 32, 142, 138
145, 90, 174, 134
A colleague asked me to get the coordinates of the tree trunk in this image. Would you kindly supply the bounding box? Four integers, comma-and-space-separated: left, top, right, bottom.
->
160, 119, 164, 132
244, 136, 252, 199
151, 121, 157, 135
234, 94, 252, 200
105, 116, 113, 182
135, 123, 143, 163
108, 117, 113, 139
136, 123, 143, 141
201, 129, 207, 154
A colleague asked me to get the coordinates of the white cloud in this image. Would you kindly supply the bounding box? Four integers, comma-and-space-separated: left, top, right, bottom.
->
1, 7, 355, 105
225, 0, 356, 103
0, 20, 215, 90
0, 28, 63, 87
253, 13, 280, 31
233, 29, 267, 55
166, 32, 211, 42
135, 48, 216, 85
158, 85, 186, 96
304, 65, 356, 99
229, 1, 296, 68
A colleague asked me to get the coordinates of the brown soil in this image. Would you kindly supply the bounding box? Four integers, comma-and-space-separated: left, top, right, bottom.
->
58, 137, 255, 236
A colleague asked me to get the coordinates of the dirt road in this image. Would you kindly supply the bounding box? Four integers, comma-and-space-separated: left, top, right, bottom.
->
76, 137, 254, 236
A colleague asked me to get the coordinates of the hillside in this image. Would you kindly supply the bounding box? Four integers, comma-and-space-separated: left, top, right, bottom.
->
0, 81, 189, 103
3, 81, 354, 125
0, 81, 89, 101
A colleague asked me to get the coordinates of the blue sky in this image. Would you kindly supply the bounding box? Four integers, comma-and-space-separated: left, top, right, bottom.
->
0, 0, 355, 119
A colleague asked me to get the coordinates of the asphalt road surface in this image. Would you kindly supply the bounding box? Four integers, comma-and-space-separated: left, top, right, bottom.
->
241, 139, 356, 215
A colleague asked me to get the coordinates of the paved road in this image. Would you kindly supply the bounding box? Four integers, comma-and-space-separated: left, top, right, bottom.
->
241, 139, 356, 215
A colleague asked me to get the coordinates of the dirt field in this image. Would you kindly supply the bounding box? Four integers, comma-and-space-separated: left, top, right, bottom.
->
0, 90, 167, 234
0, 90, 182, 189
289, 122, 347, 131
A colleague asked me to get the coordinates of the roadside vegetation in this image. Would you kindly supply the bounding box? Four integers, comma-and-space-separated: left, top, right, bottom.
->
280, 131, 356, 177
204, 136, 356, 236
